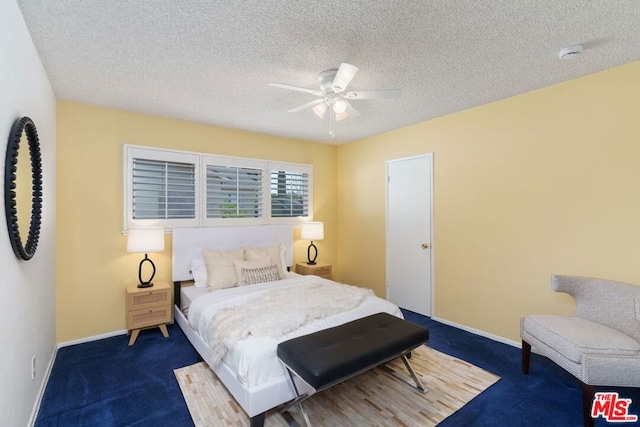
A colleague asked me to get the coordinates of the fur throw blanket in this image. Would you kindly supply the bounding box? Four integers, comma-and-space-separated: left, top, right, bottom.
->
208, 279, 373, 365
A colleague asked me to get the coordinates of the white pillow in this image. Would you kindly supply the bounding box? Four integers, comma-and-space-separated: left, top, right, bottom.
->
202, 247, 244, 290
190, 259, 208, 288
244, 243, 285, 279
233, 257, 271, 286
280, 246, 288, 273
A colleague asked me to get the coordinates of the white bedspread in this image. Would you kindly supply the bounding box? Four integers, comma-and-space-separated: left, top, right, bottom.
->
207, 278, 373, 365
188, 275, 402, 388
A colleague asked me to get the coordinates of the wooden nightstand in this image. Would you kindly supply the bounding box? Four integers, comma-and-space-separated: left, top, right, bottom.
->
296, 263, 332, 279
126, 280, 171, 346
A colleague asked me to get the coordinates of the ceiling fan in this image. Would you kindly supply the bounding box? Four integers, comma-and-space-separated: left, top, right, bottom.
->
269, 63, 401, 136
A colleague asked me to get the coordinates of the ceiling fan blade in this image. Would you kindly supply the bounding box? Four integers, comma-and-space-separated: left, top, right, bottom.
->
343, 89, 401, 99
331, 63, 359, 93
269, 82, 323, 96
335, 102, 359, 121
288, 98, 325, 113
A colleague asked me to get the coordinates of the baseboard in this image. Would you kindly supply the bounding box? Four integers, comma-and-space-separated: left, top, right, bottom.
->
28, 345, 57, 427
431, 316, 521, 348
57, 329, 128, 349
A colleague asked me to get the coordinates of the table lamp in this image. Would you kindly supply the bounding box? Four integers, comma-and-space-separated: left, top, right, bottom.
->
301, 222, 324, 265
127, 227, 165, 288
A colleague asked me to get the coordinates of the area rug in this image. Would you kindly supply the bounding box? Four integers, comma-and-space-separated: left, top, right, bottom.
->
174, 345, 500, 426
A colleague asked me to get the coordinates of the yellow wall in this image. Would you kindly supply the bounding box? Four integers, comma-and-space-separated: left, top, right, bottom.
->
57, 61, 640, 344
337, 61, 640, 342
56, 102, 337, 342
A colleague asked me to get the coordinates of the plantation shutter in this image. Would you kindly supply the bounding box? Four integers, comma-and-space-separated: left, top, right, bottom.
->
126, 145, 312, 228
206, 165, 263, 218
132, 158, 196, 219
270, 169, 309, 217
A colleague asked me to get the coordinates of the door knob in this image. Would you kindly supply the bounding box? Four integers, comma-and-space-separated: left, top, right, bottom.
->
421, 243, 429, 249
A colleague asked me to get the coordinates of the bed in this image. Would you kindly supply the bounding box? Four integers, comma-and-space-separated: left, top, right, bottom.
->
172, 225, 403, 426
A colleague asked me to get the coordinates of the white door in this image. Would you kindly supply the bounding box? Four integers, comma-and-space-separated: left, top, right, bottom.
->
386, 154, 433, 316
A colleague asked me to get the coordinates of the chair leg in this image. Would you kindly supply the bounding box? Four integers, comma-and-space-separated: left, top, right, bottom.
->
521, 340, 531, 374
581, 382, 595, 427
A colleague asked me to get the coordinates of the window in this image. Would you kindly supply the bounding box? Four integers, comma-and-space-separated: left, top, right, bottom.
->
206, 165, 263, 219
125, 146, 200, 229
124, 145, 312, 230
270, 168, 309, 218
132, 159, 196, 220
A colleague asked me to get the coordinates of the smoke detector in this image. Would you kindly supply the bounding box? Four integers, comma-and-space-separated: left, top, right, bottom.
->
559, 44, 584, 60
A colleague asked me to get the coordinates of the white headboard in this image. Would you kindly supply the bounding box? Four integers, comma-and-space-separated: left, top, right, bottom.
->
172, 225, 294, 282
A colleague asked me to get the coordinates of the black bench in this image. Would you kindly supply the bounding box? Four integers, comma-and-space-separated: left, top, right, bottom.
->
277, 312, 429, 426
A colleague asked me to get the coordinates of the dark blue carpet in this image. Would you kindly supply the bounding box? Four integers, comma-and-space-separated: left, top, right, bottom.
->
35, 324, 199, 426
401, 310, 640, 427
36, 313, 639, 426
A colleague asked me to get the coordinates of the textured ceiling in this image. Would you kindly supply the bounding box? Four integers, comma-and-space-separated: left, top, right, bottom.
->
16, 1, 640, 144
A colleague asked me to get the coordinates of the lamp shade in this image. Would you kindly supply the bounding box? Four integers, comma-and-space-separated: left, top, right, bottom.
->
332, 99, 347, 114
301, 222, 324, 241
127, 228, 165, 253
312, 102, 328, 119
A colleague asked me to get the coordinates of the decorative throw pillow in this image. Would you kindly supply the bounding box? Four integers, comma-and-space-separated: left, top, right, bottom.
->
241, 265, 280, 286
233, 257, 271, 286
202, 247, 244, 290
244, 243, 285, 279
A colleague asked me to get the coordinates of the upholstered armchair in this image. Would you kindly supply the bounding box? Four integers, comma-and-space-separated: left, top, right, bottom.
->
521, 275, 640, 427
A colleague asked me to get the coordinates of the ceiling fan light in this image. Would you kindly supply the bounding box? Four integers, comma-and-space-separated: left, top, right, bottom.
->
332, 99, 347, 114
335, 110, 350, 121
312, 102, 328, 119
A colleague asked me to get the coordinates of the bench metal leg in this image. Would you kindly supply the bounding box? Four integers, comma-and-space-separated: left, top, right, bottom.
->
281, 368, 313, 427
401, 353, 426, 392
280, 350, 427, 426
379, 353, 427, 394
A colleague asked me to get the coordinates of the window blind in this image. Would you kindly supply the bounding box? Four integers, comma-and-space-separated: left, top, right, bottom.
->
125, 145, 312, 229
270, 170, 309, 217
132, 158, 196, 219
206, 165, 263, 218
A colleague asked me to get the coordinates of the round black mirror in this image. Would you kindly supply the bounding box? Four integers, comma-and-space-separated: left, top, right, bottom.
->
4, 117, 43, 260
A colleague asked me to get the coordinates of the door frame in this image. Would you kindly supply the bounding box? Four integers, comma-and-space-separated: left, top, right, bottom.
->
385, 153, 435, 316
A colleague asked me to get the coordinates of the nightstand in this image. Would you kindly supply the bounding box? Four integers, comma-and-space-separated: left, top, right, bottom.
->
296, 263, 332, 279
126, 280, 171, 346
